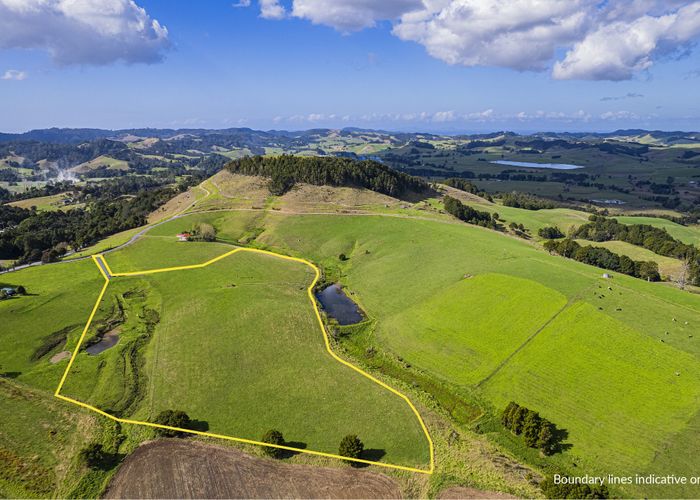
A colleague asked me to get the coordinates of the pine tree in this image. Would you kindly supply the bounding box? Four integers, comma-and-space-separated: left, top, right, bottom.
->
522, 410, 542, 447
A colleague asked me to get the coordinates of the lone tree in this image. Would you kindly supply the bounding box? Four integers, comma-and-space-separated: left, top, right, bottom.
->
261, 429, 285, 458
78, 443, 107, 469
153, 410, 191, 437
16, 285, 26, 295
339, 434, 364, 464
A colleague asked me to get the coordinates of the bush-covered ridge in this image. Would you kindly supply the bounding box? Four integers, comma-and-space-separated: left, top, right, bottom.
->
225, 155, 428, 197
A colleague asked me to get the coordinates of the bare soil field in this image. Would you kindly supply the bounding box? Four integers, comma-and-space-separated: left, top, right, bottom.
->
438, 487, 518, 499
104, 439, 403, 499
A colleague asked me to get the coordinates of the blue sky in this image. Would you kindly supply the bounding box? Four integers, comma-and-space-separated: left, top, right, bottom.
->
0, 0, 699, 133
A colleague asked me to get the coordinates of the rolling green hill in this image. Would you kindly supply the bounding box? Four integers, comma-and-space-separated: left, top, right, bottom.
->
3, 173, 700, 497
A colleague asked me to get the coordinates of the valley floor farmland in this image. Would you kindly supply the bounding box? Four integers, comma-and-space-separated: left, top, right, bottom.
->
59, 249, 432, 469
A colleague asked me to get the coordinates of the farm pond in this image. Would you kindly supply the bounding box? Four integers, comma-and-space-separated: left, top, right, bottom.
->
86, 330, 120, 355
315, 285, 364, 325
490, 160, 583, 170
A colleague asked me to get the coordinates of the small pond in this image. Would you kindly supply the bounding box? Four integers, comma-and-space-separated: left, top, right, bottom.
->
316, 284, 364, 326
86, 331, 120, 355
490, 160, 583, 170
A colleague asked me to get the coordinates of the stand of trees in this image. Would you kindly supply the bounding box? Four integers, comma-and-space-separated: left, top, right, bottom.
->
444, 196, 502, 230
443, 178, 480, 194
538, 226, 565, 239
543, 239, 660, 281
572, 215, 699, 284
226, 155, 428, 198
501, 402, 558, 455
0, 184, 176, 264
189, 222, 217, 242
500, 191, 557, 210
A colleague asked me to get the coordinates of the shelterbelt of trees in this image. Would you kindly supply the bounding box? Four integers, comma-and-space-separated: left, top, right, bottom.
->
0, 177, 184, 266
225, 155, 428, 198
443, 196, 502, 231
572, 215, 700, 285
544, 238, 661, 282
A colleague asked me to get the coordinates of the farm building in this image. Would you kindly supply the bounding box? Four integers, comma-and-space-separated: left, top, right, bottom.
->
176, 232, 191, 242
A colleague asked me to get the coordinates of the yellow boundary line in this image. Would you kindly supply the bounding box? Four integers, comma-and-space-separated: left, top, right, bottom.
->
54, 249, 435, 475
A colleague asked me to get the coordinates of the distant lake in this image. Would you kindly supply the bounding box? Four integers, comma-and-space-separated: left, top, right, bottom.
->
491, 160, 583, 170
316, 284, 364, 326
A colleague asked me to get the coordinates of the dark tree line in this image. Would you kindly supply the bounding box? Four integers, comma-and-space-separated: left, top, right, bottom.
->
225, 155, 428, 198
444, 196, 502, 230
543, 239, 661, 281
501, 402, 558, 455
442, 177, 495, 201
572, 215, 699, 284
500, 191, 557, 210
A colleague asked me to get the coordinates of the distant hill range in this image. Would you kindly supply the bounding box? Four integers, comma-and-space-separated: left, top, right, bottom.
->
0, 126, 698, 145
1, 126, 699, 213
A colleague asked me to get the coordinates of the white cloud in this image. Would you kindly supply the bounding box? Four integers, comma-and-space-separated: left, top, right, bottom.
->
232, 0, 251, 7
432, 110, 456, 122
260, 0, 286, 19
261, 0, 700, 80
292, 0, 422, 32
0, 0, 170, 65
394, 0, 593, 71
1, 69, 27, 80
554, 3, 700, 80
600, 110, 641, 120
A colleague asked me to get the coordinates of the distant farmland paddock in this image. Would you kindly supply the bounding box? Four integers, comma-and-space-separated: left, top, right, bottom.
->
59, 250, 431, 469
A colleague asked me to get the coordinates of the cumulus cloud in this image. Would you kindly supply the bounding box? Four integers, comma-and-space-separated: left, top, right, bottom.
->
1, 69, 28, 80
292, 0, 423, 32
259, 0, 286, 19
553, 3, 700, 80
394, 0, 593, 71
258, 0, 700, 80
0, 0, 170, 65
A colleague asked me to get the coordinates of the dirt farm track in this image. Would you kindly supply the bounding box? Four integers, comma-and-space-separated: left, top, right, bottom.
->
104, 439, 403, 499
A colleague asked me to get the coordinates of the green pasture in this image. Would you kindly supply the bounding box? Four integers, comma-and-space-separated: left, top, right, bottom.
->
4, 201, 700, 496
0, 259, 104, 389
482, 302, 700, 497
60, 251, 431, 468
381, 274, 567, 385
64, 227, 143, 260
103, 236, 233, 274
